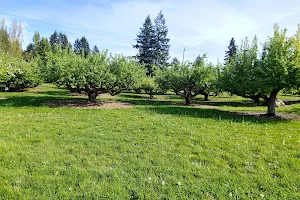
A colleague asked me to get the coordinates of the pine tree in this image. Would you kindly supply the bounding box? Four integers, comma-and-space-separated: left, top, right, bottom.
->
73, 37, 90, 57
224, 37, 237, 65
134, 15, 156, 76
33, 31, 40, 49
23, 43, 34, 61
50, 30, 59, 51
80, 37, 90, 57
59, 32, 68, 50
36, 37, 51, 61
93, 45, 99, 54
171, 57, 180, 65
154, 10, 170, 68
73, 38, 82, 55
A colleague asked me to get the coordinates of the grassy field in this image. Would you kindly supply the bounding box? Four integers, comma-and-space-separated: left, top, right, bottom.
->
0, 84, 299, 199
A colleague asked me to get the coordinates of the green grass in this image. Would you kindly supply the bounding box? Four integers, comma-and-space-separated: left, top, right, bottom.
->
0, 84, 299, 199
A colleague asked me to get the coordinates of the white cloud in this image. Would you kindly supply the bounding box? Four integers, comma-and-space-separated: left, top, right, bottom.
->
8, 0, 300, 63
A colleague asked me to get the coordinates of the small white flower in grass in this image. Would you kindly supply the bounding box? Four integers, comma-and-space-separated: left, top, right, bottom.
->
229, 192, 233, 197
69, 187, 72, 191
260, 194, 264, 198
148, 177, 152, 181
177, 182, 181, 186
162, 181, 165, 185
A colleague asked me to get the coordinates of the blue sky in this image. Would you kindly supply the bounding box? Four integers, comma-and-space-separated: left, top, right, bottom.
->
1, 0, 300, 63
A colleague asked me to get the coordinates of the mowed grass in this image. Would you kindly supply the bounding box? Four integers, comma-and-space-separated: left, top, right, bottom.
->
0, 84, 299, 199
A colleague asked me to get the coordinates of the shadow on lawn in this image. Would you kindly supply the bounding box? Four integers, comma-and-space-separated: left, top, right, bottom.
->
36, 90, 70, 96
193, 99, 259, 107
284, 100, 300, 105
144, 106, 291, 124
0, 95, 75, 107
118, 98, 261, 108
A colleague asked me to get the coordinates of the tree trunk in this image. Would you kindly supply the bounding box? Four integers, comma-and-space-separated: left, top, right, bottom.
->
185, 94, 191, 105
204, 93, 209, 101
149, 92, 153, 99
87, 91, 98, 102
266, 90, 278, 116
76, 85, 81, 94
254, 97, 260, 104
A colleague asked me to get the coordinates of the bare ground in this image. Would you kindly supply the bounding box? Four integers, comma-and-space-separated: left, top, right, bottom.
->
44, 100, 134, 109
231, 111, 300, 121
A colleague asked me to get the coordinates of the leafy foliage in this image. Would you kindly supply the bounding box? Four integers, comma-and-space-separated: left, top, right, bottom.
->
134, 76, 158, 99
47, 49, 144, 101
220, 25, 300, 115
157, 56, 217, 104
0, 54, 39, 91
0, 18, 23, 58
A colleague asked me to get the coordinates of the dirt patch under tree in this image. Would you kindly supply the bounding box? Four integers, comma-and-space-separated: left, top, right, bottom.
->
44, 100, 134, 109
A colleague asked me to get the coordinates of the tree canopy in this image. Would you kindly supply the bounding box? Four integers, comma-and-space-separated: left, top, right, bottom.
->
47, 49, 145, 102
157, 56, 217, 104
220, 25, 300, 115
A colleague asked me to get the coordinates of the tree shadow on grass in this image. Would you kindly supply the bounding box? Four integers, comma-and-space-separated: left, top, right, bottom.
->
283, 100, 300, 105
193, 99, 260, 107
118, 94, 152, 99
117, 99, 177, 106
0, 95, 78, 107
143, 106, 291, 124
118, 98, 263, 108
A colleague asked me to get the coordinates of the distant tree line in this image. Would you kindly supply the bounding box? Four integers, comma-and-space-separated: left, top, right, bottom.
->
0, 14, 299, 116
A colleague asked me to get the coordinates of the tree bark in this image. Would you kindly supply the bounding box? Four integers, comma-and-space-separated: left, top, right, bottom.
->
266, 90, 278, 116
204, 93, 209, 101
87, 91, 98, 102
76, 85, 81, 94
185, 93, 191, 105
149, 92, 153, 99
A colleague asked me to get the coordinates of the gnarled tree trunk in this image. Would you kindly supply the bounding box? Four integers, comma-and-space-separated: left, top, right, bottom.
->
87, 91, 98, 102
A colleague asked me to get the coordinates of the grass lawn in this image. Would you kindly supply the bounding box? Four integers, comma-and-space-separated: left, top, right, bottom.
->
0, 84, 299, 199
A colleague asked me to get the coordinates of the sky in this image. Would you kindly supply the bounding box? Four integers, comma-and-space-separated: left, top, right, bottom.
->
1, 0, 300, 63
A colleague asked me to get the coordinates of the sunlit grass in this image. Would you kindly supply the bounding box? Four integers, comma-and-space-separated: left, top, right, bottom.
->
0, 84, 299, 199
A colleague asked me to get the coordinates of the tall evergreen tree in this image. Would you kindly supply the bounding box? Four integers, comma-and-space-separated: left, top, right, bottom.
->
59, 32, 69, 50
134, 15, 156, 76
33, 31, 40, 49
36, 37, 51, 61
73, 37, 90, 57
80, 37, 90, 57
93, 45, 99, 54
49, 30, 59, 51
23, 43, 34, 61
171, 57, 180, 65
73, 38, 82, 55
154, 10, 170, 68
224, 37, 237, 64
